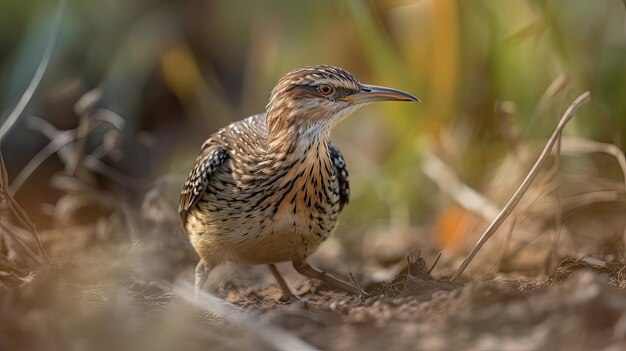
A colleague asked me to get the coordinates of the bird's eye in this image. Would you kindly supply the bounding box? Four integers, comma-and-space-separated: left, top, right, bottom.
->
318, 84, 334, 96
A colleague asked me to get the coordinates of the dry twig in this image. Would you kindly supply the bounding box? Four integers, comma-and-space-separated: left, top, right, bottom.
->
174, 280, 317, 351
8, 123, 74, 194
547, 131, 564, 272
421, 152, 499, 222
9, 112, 137, 195
0, 0, 65, 140
559, 137, 626, 191
450, 91, 591, 281
523, 75, 568, 140
0, 151, 50, 263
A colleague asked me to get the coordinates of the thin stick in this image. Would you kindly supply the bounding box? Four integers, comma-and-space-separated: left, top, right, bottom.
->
495, 217, 517, 271
11, 115, 141, 193
0, 151, 50, 262
523, 75, 567, 140
67, 89, 103, 175
174, 280, 317, 351
428, 252, 442, 275
547, 132, 564, 271
559, 136, 626, 191
348, 271, 367, 299
0, 0, 66, 141
422, 151, 499, 222
450, 91, 591, 281
0, 222, 44, 265
9, 130, 74, 194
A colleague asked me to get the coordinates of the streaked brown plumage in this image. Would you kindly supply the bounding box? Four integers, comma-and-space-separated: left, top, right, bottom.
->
179, 65, 418, 300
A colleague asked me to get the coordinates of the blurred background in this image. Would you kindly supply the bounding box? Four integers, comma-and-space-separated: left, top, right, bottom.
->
2, 0, 626, 349
2, 0, 626, 271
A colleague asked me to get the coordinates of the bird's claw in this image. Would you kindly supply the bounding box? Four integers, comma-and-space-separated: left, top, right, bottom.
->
361, 289, 370, 300
278, 293, 307, 303
348, 271, 370, 300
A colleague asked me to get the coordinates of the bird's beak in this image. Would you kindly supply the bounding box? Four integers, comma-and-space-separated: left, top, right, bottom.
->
339, 84, 419, 105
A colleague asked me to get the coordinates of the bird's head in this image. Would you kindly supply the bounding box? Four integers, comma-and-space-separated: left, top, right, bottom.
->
266, 65, 418, 140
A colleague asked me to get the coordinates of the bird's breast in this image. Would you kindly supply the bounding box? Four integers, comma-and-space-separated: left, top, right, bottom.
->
188, 146, 342, 264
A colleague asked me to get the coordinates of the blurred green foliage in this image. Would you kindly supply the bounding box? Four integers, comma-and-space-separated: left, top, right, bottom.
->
1, 0, 624, 238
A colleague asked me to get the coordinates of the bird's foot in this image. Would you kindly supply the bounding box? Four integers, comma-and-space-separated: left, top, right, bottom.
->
293, 260, 370, 299
194, 259, 211, 304
268, 263, 304, 303
349, 271, 370, 300
277, 292, 307, 303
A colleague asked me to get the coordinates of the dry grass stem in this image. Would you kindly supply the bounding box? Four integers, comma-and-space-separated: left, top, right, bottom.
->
0, 0, 65, 141
450, 91, 592, 281
10, 112, 145, 195
559, 136, 626, 191
422, 151, 499, 222
0, 151, 49, 263
546, 131, 564, 272
174, 280, 317, 351
0, 221, 44, 265
495, 217, 517, 271
428, 252, 442, 274
8, 128, 74, 195
523, 74, 568, 140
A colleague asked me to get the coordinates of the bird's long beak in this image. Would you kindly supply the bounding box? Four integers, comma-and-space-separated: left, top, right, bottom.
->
339, 84, 419, 104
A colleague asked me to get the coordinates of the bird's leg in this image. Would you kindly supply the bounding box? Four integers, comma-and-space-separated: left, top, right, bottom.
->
267, 264, 297, 302
194, 259, 210, 303
293, 260, 367, 297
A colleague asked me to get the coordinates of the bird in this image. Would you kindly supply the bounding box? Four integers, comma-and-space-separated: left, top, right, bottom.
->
179, 65, 418, 301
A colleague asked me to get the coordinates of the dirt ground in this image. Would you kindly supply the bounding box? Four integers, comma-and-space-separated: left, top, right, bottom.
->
3, 222, 626, 351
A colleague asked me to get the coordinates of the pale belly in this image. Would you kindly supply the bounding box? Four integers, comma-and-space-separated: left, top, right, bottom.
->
186, 198, 339, 265
185, 143, 343, 265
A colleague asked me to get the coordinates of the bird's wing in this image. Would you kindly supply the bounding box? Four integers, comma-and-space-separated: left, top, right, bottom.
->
328, 143, 350, 212
178, 143, 228, 218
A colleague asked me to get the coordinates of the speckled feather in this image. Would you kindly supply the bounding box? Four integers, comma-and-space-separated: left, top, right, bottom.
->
179, 66, 361, 266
